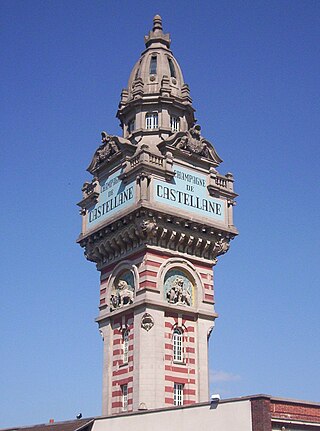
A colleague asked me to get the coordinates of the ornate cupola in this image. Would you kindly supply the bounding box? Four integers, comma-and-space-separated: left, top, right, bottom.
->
78, 15, 238, 417
117, 15, 195, 150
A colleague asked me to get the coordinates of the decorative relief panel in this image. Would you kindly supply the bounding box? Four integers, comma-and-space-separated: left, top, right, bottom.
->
109, 271, 135, 312
162, 124, 222, 165
88, 131, 120, 172
164, 269, 193, 306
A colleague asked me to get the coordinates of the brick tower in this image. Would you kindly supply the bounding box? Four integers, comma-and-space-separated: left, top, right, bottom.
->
77, 15, 237, 416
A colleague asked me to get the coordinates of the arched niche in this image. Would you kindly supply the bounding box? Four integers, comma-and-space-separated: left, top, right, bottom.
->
107, 261, 139, 312
158, 258, 205, 308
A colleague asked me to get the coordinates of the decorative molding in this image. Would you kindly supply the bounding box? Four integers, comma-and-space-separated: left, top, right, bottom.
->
82, 180, 97, 199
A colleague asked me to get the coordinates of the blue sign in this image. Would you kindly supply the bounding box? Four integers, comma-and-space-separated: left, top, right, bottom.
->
153, 165, 225, 222
86, 169, 135, 231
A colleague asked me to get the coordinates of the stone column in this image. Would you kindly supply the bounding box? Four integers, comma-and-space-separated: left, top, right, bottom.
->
100, 321, 113, 416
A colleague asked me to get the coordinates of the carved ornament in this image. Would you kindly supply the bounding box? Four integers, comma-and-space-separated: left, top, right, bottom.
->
79, 211, 236, 267
212, 237, 230, 265
87, 132, 135, 174
141, 313, 154, 331
214, 237, 230, 256
162, 125, 222, 166
164, 269, 193, 306
138, 217, 158, 238
82, 180, 97, 199
109, 272, 135, 312
77, 178, 99, 211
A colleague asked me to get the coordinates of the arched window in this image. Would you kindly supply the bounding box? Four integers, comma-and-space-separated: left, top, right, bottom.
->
135, 59, 142, 79
173, 328, 183, 363
168, 58, 176, 78
123, 330, 129, 364
145, 112, 158, 129
150, 55, 157, 75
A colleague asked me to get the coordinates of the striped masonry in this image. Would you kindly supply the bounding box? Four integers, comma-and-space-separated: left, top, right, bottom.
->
164, 311, 197, 406
111, 313, 134, 414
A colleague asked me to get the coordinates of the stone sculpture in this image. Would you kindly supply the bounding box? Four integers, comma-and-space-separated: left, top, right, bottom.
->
165, 273, 192, 306
109, 278, 134, 312
162, 124, 223, 165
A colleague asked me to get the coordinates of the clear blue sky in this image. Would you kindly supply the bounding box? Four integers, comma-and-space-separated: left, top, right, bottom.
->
1, 0, 319, 428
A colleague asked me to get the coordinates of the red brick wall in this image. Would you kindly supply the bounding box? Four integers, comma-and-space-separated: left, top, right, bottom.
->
271, 400, 320, 423
251, 397, 272, 431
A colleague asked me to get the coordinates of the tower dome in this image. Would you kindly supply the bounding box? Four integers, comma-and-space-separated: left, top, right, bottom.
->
127, 15, 185, 100
117, 16, 195, 148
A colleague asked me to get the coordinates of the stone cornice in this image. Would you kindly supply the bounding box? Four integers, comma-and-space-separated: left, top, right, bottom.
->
78, 208, 237, 268
96, 296, 218, 324
118, 93, 195, 112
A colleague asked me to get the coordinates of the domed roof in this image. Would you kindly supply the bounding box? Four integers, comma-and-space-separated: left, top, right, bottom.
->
126, 15, 186, 100
117, 16, 195, 143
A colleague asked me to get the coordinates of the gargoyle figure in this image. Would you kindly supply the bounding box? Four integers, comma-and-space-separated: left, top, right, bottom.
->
139, 218, 158, 238
214, 237, 230, 256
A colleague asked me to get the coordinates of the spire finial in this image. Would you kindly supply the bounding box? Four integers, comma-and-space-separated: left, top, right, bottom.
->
153, 15, 162, 32
144, 15, 170, 49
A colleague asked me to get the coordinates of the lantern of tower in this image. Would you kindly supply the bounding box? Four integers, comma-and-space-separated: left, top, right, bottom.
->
77, 15, 237, 416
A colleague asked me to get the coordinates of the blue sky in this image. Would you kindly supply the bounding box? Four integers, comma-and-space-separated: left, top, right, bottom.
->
1, 0, 319, 427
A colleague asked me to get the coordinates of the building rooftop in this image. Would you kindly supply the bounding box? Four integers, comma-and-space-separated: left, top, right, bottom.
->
1, 418, 94, 431
2, 395, 320, 431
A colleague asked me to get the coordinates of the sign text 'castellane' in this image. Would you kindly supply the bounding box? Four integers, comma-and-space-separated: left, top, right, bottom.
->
154, 165, 225, 223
